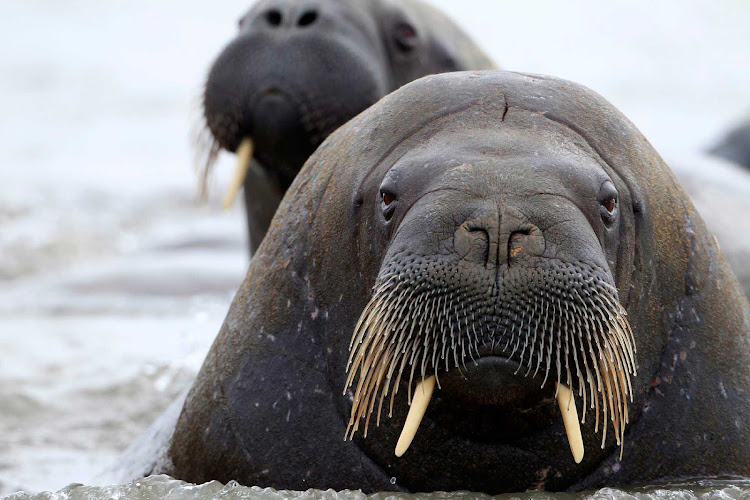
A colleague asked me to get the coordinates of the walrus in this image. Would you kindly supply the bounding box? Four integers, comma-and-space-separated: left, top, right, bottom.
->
128, 71, 749, 493
709, 117, 750, 170
197, 0, 495, 253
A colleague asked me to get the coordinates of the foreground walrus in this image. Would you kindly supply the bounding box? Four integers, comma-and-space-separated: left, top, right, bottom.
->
198, 0, 495, 253
709, 117, 750, 169
139, 71, 749, 493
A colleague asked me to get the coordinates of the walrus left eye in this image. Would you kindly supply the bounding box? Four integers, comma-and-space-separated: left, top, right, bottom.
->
393, 22, 419, 52
599, 181, 618, 224
382, 191, 395, 206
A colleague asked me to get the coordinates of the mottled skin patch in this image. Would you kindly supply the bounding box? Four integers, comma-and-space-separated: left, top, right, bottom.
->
157, 72, 748, 493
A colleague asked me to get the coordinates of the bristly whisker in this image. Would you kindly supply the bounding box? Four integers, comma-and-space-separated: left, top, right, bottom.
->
191, 117, 222, 202
343, 257, 637, 456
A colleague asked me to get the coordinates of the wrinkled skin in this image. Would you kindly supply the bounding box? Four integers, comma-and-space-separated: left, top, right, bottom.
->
709, 118, 750, 169
202, 0, 495, 253
156, 72, 750, 493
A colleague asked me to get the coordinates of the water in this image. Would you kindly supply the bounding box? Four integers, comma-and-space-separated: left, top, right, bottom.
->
1, 0, 749, 498
3, 476, 750, 500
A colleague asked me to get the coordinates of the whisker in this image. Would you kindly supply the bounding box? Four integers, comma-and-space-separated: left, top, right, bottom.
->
344, 259, 636, 458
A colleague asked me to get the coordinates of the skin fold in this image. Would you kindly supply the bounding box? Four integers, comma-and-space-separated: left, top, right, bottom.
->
152, 71, 749, 493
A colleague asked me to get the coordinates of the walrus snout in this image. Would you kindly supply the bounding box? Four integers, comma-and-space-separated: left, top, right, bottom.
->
247, 89, 312, 183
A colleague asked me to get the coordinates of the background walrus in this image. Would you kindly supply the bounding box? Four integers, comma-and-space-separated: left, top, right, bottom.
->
195, 1, 750, 302
134, 71, 750, 493
197, 0, 495, 253
670, 153, 750, 297
709, 116, 750, 170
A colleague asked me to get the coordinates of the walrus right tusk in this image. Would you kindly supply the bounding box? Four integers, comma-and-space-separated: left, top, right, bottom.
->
222, 138, 254, 210
557, 382, 584, 463
395, 375, 436, 457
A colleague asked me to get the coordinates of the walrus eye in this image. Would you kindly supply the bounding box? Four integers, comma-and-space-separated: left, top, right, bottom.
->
599, 181, 619, 224
603, 197, 616, 213
393, 22, 419, 52
382, 192, 395, 206
380, 189, 397, 221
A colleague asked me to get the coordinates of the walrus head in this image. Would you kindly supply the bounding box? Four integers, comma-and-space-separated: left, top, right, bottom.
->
345, 146, 637, 455
197, 0, 495, 200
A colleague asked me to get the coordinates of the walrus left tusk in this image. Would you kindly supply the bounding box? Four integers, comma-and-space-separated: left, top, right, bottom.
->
557, 382, 584, 463
395, 375, 436, 457
222, 138, 254, 210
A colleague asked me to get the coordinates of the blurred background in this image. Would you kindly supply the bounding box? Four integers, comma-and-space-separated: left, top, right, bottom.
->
1, 0, 749, 495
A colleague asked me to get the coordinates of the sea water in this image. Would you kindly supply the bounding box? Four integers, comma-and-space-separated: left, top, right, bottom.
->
1, 0, 749, 498
4, 476, 750, 500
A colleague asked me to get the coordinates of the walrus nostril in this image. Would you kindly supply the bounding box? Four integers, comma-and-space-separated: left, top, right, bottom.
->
508, 225, 544, 262
265, 9, 283, 27
454, 224, 490, 265
298, 9, 318, 27
508, 230, 529, 259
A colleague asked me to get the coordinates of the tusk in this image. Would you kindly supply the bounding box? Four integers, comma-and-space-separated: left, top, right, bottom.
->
222, 138, 253, 210
395, 375, 436, 457
557, 382, 584, 463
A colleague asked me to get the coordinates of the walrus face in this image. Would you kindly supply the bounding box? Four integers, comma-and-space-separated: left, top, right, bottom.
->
201, 0, 433, 188
344, 122, 637, 489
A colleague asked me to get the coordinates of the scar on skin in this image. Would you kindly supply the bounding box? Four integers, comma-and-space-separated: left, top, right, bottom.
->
452, 163, 473, 172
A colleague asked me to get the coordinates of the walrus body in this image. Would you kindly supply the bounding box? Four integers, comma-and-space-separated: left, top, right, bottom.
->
200, 0, 495, 253
709, 118, 750, 170
152, 72, 750, 493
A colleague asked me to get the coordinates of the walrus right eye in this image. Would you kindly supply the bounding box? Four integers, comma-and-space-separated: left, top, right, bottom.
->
393, 21, 419, 53
380, 189, 397, 221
